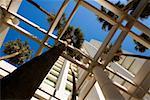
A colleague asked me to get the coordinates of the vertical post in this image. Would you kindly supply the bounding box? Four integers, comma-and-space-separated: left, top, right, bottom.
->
128, 60, 150, 99
93, 66, 124, 100
78, 75, 96, 100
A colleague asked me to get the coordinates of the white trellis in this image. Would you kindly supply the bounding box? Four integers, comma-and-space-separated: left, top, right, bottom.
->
0, 0, 149, 100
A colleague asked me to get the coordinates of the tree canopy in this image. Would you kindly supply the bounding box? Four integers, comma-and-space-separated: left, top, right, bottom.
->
134, 33, 150, 52
2, 39, 32, 65
47, 14, 84, 60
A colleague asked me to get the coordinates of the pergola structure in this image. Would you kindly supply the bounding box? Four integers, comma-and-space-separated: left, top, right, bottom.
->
0, 0, 150, 99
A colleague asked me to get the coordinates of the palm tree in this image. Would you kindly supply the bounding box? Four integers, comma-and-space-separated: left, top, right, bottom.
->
47, 14, 84, 60
0, 39, 32, 65
98, 1, 124, 31
97, 0, 150, 53
61, 26, 84, 60
134, 33, 150, 52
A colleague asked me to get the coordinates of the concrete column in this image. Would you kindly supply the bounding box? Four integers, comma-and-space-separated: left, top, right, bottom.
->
78, 74, 96, 100
128, 60, 150, 99
93, 66, 124, 100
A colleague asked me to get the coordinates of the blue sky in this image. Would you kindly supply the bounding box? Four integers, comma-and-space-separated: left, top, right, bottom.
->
1, 0, 150, 57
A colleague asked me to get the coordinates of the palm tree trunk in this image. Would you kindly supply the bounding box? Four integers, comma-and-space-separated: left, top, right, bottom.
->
1, 44, 66, 99
0, 51, 21, 60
